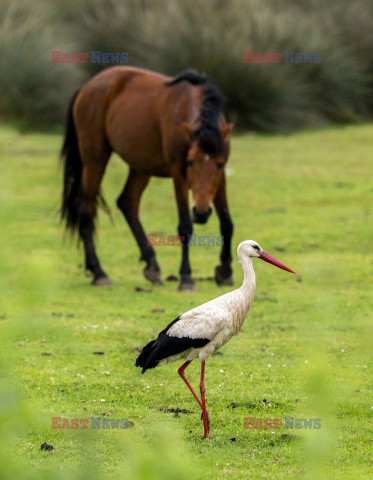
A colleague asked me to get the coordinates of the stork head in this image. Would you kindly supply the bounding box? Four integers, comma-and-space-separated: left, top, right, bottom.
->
237, 240, 297, 274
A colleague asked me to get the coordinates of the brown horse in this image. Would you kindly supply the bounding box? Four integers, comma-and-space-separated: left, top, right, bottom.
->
61, 66, 233, 291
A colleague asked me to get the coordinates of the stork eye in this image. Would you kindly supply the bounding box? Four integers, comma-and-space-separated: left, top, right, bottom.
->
217, 163, 224, 170
253, 245, 260, 251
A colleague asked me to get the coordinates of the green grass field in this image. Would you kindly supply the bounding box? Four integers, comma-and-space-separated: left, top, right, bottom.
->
0, 124, 372, 479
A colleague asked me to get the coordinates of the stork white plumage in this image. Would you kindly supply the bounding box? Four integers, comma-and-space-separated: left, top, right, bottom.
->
135, 240, 297, 439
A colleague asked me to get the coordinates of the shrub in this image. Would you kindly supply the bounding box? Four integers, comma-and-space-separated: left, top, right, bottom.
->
0, 0, 83, 129
63, 0, 373, 131
1, 0, 372, 131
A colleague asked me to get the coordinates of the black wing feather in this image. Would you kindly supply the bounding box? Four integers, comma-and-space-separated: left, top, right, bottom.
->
135, 316, 209, 373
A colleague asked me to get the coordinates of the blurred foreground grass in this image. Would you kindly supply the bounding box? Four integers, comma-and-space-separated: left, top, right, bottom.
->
0, 124, 372, 479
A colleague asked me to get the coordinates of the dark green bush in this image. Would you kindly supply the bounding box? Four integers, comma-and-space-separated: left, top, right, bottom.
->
0, 0, 83, 129
1, 0, 372, 131
62, 0, 373, 131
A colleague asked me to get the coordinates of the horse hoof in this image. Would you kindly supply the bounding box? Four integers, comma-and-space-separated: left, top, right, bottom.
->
143, 267, 163, 285
178, 279, 196, 292
92, 276, 112, 286
216, 275, 233, 286
214, 266, 233, 286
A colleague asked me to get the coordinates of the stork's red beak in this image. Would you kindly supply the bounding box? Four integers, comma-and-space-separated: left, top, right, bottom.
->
259, 251, 297, 274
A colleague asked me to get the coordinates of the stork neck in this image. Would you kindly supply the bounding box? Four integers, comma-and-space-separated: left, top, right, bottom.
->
240, 255, 256, 290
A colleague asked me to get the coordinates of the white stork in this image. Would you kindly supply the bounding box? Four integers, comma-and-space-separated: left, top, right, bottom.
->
135, 240, 296, 439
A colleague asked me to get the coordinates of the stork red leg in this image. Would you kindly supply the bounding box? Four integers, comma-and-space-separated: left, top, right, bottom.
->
200, 361, 210, 439
178, 361, 202, 407
178, 361, 210, 435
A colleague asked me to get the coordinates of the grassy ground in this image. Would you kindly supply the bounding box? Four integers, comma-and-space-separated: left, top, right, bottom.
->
0, 123, 372, 479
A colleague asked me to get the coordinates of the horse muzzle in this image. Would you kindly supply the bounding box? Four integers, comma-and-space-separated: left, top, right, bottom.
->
192, 206, 212, 224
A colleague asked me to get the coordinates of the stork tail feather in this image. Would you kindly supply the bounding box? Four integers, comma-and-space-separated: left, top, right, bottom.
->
135, 339, 160, 373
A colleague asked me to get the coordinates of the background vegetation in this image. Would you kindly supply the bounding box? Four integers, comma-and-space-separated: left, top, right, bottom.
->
0, 0, 372, 131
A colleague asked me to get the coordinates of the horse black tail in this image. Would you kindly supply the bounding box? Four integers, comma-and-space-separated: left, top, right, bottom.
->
60, 89, 82, 235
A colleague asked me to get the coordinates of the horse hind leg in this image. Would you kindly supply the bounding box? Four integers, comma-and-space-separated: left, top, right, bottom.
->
117, 169, 162, 285
79, 161, 111, 285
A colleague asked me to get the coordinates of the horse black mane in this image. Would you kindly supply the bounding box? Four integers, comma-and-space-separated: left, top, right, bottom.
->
165, 70, 226, 157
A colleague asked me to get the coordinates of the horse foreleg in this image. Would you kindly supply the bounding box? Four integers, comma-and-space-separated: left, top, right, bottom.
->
117, 169, 162, 284
173, 175, 195, 292
213, 173, 233, 286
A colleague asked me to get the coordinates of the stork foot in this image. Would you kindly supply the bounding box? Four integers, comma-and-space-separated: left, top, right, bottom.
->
214, 265, 233, 286
143, 265, 163, 285
178, 276, 196, 292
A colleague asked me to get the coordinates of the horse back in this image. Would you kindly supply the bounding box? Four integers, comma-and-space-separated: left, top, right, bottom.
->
73, 67, 202, 176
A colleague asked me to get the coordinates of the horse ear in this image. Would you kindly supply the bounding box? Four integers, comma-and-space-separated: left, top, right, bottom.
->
221, 123, 233, 139
182, 122, 195, 138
